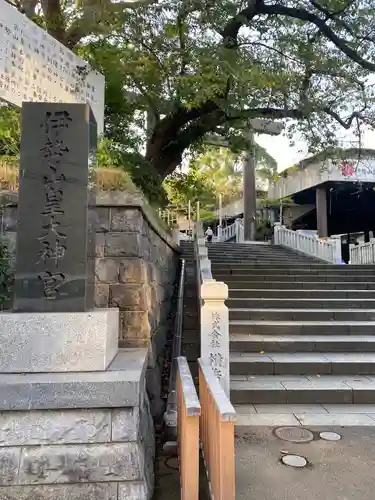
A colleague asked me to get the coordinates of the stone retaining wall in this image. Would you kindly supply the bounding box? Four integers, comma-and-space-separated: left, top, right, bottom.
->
0, 189, 180, 419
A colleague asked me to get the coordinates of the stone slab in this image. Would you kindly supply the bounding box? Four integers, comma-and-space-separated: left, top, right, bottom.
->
0, 410, 111, 446
19, 443, 141, 485
323, 404, 375, 413
0, 349, 147, 411
234, 405, 257, 414
15, 103, 97, 313
0, 483, 118, 500
0, 448, 21, 485
236, 414, 300, 426
296, 414, 375, 426
118, 482, 148, 500
254, 404, 328, 414
0, 309, 118, 372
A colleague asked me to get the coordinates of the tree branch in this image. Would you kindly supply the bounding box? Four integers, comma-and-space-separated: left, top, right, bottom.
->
259, 3, 375, 72
221, 0, 261, 48
308, 0, 356, 18
40, 0, 66, 43
322, 108, 371, 129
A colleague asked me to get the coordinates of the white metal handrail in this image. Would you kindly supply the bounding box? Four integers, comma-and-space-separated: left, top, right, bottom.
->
350, 239, 375, 264
274, 224, 342, 263
218, 223, 236, 242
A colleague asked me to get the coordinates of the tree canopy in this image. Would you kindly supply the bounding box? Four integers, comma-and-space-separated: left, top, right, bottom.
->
5, 0, 375, 180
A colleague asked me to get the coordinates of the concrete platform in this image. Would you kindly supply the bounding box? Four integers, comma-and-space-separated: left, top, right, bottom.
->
235, 425, 375, 500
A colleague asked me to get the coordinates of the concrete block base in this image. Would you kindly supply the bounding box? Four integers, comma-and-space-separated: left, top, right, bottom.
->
0, 309, 119, 372
0, 349, 154, 500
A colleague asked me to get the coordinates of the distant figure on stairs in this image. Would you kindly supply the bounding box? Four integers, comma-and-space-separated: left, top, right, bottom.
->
205, 226, 213, 242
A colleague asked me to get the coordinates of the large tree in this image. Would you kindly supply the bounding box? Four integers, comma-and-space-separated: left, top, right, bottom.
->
7, 0, 375, 179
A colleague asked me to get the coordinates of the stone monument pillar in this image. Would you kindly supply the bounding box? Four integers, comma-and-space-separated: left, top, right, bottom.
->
14, 102, 96, 312
0, 103, 152, 500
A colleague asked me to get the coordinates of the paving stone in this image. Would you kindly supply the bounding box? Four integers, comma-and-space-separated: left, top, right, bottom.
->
323, 404, 375, 414
255, 404, 328, 414
234, 405, 257, 414
236, 414, 301, 426
295, 414, 375, 426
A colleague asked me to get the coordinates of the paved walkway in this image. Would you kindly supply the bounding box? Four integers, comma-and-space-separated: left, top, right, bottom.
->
236, 425, 375, 500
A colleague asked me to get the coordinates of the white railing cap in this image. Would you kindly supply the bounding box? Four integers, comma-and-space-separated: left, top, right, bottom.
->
201, 280, 228, 300
198, 358, 236, 421
177, 357, 201, 416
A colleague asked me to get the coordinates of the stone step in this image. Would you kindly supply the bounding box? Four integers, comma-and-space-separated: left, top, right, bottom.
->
227, 298, 375, 309
229, 320, 375, 335
208, 255, 311, 260
228, 289, 375, 299
215, 274, 375, 282
225, 281, 375, 289
230, 334, 375, 353
214, 268, 375, 275
211, 263, 370, 270
234, 404, 375, 426
229, 308, 375, 321
230, 375, 375, 404
230, 352, 375, 375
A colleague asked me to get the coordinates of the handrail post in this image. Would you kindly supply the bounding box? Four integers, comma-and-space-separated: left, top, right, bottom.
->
235, 218, 241, 242
198, 359, 236, 500
331, 237, 342, 264
177, 357, 201, 500
200, 280, 230, 396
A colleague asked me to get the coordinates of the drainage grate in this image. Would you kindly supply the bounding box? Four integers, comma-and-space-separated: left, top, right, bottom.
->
275, 426, 314, 443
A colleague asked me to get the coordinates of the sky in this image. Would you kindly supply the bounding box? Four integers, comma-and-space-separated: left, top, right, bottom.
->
256, 127, 375, 173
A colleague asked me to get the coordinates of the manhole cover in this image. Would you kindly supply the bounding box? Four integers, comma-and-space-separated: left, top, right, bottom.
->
319, 431, 342, 441
275, 426, 314, 443
281, 454, 307, 468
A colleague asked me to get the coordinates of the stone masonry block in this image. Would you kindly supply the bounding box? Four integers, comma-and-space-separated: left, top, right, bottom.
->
105, 233, 143, 258
95, 233, 105, 258
0, 483, 118, 500
0, 410, 110, 447
110, 208, 144, 232
0, 310, 118, 373
109, 284, 149, 311
93, 207, 110, 232
95, 259, 119, 283
119, 311, 150, 343
0, 448, 20, 485
94, 284, 109, 308
19, 443, 142, 485
118, 259, 148, 284
111, 408, 139, 442
118, 483, 148, 500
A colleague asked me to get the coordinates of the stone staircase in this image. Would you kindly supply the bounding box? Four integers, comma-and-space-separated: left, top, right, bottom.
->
208, 242, 375, 419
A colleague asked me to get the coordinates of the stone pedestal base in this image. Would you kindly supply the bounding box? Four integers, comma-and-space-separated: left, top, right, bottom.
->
0, 349, 154, 500
0, 309, 119, 372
